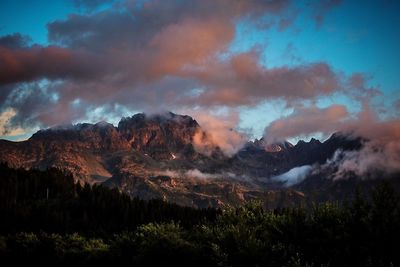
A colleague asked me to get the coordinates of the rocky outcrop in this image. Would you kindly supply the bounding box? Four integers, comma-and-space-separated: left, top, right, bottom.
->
118, 112, 200, 160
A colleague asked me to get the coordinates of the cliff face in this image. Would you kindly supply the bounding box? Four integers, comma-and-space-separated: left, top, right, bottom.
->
117, 112, 200, 160
0, 112, 363, 208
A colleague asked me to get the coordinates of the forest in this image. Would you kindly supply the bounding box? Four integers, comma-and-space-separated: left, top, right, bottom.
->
0, 163, 399, 266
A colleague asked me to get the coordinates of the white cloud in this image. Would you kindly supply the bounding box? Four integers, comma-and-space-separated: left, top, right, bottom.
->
0, 108, 26, 137
272, 165, 312, 186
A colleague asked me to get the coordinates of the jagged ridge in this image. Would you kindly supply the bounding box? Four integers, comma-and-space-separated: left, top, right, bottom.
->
0, 112, 363, 208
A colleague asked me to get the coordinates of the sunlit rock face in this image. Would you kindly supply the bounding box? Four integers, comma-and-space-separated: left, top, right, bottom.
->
31, 122, 130, 152
252, 137, 294, 152
0, 112, 365, 208
117, 112, 200, 160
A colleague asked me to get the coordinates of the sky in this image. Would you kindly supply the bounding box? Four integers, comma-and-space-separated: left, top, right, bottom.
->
0, 0, 399, 147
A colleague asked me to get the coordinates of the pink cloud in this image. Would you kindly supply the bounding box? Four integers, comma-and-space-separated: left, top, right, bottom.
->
189, 111, 248, 157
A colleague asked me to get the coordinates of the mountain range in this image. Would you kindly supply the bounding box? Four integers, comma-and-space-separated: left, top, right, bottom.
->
0, 112, 387, 208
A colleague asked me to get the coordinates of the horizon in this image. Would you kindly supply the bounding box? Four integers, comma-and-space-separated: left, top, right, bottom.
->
0, 110, 339, 144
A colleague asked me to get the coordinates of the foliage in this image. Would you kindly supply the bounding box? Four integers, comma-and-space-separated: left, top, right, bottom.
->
0, 164, 399, 266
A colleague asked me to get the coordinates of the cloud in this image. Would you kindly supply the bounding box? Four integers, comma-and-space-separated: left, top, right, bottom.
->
331, 141, 400, 178
0, 33, 31, 49
0, 45, 103, 85
0, 0, 387, 143
191, 111, 248, 157
156, 169, 220, 180
332, 106, 400, 178
186, 51, 341, 106
263, 104, 349, 143
272, 165, 312, 186
0, 0, 357, 130
0, 108, 25, 136
185, 169, 218, 180
311, 0, 342, 28
264, 101, 400, 178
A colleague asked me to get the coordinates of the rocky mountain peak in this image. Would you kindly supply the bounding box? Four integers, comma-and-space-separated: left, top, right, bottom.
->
29, 121, 128, 152
309, 138, 321, 144
117, 112, 200, 159
118, 112, 199, 130
251, 137, 294, 152
295, 137, 321, 148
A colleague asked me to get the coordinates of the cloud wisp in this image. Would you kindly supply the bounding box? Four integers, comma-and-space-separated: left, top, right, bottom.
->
191, 111, 249, 157
272, 165, 313, 186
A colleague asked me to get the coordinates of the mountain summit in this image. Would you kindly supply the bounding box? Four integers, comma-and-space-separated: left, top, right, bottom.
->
117, 112, 200, 160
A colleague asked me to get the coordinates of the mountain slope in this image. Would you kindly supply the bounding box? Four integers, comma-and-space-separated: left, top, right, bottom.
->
0, 112, 365, 208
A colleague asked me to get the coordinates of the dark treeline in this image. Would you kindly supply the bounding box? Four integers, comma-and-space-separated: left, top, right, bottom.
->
0, 163, 400, 266
0, 163, 218, 234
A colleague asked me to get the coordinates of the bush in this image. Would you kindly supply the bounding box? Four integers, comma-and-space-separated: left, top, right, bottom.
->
134, 222, 203, 266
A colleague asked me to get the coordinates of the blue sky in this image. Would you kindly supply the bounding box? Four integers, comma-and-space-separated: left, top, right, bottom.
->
0, 0, 75, 45
0, 0, 399, 142
234, 0, 399, 138
232, 0, 399, 94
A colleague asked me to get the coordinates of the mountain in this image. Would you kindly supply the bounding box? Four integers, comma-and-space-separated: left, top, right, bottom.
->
117, 112, 200, 160
0, 112, 365, 208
